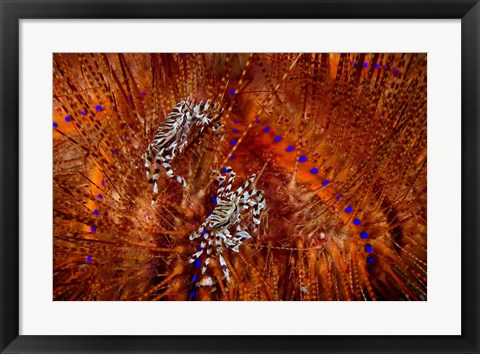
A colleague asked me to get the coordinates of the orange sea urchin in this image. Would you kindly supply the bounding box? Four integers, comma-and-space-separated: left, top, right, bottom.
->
53, 53, 427, 301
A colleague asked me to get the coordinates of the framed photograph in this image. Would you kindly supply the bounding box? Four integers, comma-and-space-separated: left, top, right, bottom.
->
1, 0, 478, 353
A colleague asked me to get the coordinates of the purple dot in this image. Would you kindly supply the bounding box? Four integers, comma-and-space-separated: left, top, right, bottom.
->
180, 53, 186, 57
120, 136, 124, 141
233, 129, 239, 134
365, 245, 373, 253
53, 122, 58, 128
367, 257, 375, 264
64, 116, 71, 122
375, 63, 380, 69
286, 145, 295, 152
141, 91, 146, 96
393, 68, 399, 75
80, 110, 87, 116
189, 290, 196, 297
353, 219, 361, 225
352, 61, 357, 67
212, 197, 217, 204
230, 89, 236, 95
101, 180, 105, 186
298, 156, 307, 162
264, 126, 271, 132
233, 119, 239, 124
95, 105, 102, 111
86, 255, 92, 263
194, 259, 202, 268
114, 149, 118, 155
192, 275, 199, 282
90, 226, 96, 233
274, 135, 282, 142
229, 154, 235, 159
197, 245, 202, 251
345, 205, 352, 213
93, 210, 99, 216
322, 180, 330, 186
231, 140, 237, 146
255, 119, 260, 123
97, 194, 103, 199
363, 62, 369, 68
383, 64, 388, 69
336, 194, 342, 200
360, 231, 369, 239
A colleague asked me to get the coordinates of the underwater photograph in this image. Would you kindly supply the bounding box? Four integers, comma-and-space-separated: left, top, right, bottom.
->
53, 53, 427, 301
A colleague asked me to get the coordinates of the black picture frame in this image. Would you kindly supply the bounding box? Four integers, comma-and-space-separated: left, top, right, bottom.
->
1, 1, 479, 353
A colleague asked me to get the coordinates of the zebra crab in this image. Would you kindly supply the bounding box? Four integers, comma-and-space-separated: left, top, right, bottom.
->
188, 166, 266, 282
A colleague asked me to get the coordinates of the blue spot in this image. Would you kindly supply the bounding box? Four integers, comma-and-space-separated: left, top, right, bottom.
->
230, 89, 236, 95
310, 167, 319, 174
53, 122, 58, 128
101, 180, 105, 186
86, 255, 92, 263
345, 205, 353, 213
375, 63, 380, 69
120, 136, 124, 141
363, 62, 369, 68
221, 167, 228, 173
286, 145, 295, 152
95, 105, 102, 111
274, 135, 282, 142
367, 257, 375, 264
264, 126, 271, 132
298, 156, 307, 162
64, 116, 71, 122
336, 194, 342, 200
207, 214, 212, 217
197, 245, 202, 251
144, 214, 147, 218
231, 140, 237, 146
141, 91, 146, 96
322, 180, 330, 186
113, 149, 118, 155
233, 119, 239, 124
360, 231, 369, 239
97, 194, 103, 199
384, 64, 388, 69
194, 259, 202, 268
93, 210, 99, 216
212, 197, 217, 204
255, 118, 260, 123
353, 219, 361, 225
192, 275, 199, 282
201, 229, 207, 236
233, 129, 239, 134
393, 68, 399, 75
80, 110, 87, 116
229, 154, 235, 159
180, 53, 186, 57
189, 290, 196, 297
365, 245, 373, 253
352, 61, 357, 67
90, 226, 96, 233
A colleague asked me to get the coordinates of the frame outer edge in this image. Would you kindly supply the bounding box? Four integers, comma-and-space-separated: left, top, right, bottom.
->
0, 1, 20, 353
461, 1, 480, 353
